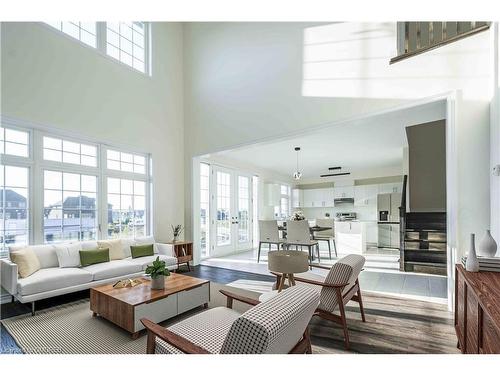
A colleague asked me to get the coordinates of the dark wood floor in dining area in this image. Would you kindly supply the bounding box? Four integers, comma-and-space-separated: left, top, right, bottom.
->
1, 264, 457, 354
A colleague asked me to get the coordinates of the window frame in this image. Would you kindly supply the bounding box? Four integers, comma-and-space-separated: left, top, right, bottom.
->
41, 22, 152, 76
0, 125, 33, 255
0, 117, 153, 251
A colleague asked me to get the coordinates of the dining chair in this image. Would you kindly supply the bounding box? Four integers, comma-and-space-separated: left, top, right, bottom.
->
285, 220, 320, 264
313, 218, 337, 259
258, 220, 284, 263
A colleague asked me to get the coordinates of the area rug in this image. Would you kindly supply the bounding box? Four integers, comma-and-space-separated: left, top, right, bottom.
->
1, 282, 458, 354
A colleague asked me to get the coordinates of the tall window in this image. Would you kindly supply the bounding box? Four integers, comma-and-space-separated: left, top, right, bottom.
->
238, 176, 250, 243
1, 122, 152, 251
107, 178, 146, 239
216, 171, 231, 246
200, 163, 210, 258
46, 22, 97, 48
43, 171, 98, 242
45, 22, 150, 75
1, 166, 29, 252
106, 22, 147, 73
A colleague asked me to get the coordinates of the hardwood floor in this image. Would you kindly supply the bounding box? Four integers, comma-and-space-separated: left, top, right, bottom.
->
1, 265, 456, 354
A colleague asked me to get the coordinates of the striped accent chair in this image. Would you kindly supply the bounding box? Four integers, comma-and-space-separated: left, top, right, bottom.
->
275, 254, 366, 349
141, 284, 320, 354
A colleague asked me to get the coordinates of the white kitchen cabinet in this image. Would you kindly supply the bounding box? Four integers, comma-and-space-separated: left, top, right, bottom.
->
354, 185, 378, 207
292, 189, 303, 208
333, 186, 355, 199
265, 183, 280, 206
378, 183, 402, 194
302, 188, 334, 208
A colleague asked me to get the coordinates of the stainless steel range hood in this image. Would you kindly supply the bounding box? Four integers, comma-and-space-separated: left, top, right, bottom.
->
334, 197, 354, 205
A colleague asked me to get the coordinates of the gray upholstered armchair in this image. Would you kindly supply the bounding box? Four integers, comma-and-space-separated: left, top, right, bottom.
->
141, 284, 320, 354
274, 254, 366, 349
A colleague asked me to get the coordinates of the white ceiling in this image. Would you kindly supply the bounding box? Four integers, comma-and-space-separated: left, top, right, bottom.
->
211, 100, 446, 182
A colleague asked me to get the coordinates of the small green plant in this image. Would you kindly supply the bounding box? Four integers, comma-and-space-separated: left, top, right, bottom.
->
145, 256, 170, 279
172, 224, 184, 240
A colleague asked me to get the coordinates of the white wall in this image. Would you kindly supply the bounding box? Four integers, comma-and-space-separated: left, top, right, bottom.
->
184, 22, 493, 259
1, 22, 185, 242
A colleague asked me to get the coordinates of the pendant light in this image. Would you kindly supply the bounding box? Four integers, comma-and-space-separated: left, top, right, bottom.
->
293, 147, 302, 180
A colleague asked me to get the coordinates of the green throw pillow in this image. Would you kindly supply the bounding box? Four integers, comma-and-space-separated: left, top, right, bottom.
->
80, 248, 110, 267
130, 244, 154, 258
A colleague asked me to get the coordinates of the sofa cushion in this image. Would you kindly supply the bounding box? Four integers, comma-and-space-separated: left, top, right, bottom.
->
17, 267, 93, 296
155, 307, 241, 354
97, 239, 125, 260
121, 238, 136, 258
83, 259, 142, 281
10, 244, 58, 269
54, 242, 82, 268
125, 255, 177, 271
157, 243, 174, 257
10, 248, 41, 278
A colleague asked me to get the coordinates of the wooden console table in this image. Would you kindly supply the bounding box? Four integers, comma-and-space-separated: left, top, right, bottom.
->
167, 241, 193, 271
455, 264, 500, 353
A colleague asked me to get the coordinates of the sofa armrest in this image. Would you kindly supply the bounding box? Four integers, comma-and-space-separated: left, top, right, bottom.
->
155, 243, 175, 257
1, 258, 18, 296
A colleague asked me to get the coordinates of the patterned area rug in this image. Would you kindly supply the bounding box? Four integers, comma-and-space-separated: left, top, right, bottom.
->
1, 281, 458, 354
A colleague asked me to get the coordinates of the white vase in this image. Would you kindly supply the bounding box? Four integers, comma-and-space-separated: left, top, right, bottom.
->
466, 233, 479, 272
478, 230, 498, 257
151, 275, 165, 289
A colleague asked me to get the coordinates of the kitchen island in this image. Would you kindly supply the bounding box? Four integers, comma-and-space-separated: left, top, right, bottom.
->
334, 221, 367, 255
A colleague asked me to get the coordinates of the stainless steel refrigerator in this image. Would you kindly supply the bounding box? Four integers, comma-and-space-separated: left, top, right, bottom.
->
377, 193, 401, 249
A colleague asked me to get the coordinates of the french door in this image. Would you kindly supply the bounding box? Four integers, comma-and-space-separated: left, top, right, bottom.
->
210, 165, 253, 256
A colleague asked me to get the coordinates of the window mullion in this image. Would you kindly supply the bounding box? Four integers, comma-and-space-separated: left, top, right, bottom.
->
96, 22, 107, 54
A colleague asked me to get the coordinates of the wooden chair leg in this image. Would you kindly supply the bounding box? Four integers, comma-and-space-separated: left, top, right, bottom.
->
257, 242, 262, 263
304, 328, 312, 354
356, 280, 366, 322
336, 289, 350, 350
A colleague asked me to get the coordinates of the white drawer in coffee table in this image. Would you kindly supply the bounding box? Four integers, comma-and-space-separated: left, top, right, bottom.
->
177, 283, 210, 314
134, 294, 178, 332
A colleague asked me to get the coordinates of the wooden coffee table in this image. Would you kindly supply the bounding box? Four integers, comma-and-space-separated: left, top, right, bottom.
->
90, 273, 210, 339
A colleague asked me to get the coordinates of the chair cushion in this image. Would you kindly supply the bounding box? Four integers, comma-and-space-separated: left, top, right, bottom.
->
155, 307, 241, 354
221, 285, 320, 354
10, 244, 58, 269
83, 259, 142, 281
319, 254, 365, 312
17, 267, 93, 296
125, 255, 177, 271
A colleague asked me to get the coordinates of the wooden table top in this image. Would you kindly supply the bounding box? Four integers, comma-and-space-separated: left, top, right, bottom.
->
165, 240, 193, 245
90, 273, 209, 307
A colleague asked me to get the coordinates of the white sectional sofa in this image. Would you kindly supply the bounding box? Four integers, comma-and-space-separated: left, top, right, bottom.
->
0, 236, 178, 314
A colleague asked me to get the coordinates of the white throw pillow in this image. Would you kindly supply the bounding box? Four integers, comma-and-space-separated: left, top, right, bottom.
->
156, 243, 174, 257
97, 239, 125, 260
54, 242, 82, 268
10, 247, 41, 278
120, 238, 136, 258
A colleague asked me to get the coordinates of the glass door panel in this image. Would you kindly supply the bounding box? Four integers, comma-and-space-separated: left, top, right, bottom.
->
213, 168, 232, 253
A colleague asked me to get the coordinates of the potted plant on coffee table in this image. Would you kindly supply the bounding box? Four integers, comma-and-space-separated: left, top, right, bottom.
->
145, 256, 170, 290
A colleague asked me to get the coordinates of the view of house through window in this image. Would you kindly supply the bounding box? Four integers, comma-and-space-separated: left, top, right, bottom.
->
1, 165, 29, 252
43, 171, 98, 242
